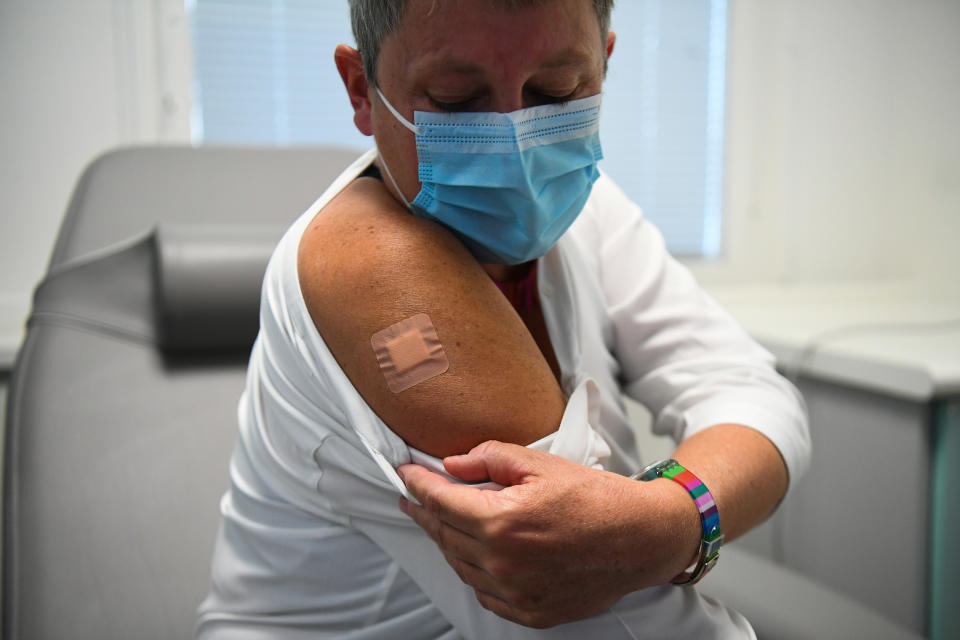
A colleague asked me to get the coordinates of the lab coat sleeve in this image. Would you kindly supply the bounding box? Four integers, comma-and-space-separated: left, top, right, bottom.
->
590, 176, 811, 487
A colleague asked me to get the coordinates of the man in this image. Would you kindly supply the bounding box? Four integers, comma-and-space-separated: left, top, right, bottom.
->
198, 1, 810, 637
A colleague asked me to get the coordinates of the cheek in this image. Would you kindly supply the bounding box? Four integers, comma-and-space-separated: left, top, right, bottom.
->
373, 111, 423, 194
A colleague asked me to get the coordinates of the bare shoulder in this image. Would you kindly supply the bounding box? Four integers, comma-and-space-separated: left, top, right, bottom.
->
298, 176, 485, 324
297, 176, 564, 457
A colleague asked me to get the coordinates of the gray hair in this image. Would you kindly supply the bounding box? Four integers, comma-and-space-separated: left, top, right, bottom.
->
348, 0, 615, 86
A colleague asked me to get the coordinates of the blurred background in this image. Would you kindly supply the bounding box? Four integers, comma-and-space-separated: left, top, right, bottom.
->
0, 1, 957, 638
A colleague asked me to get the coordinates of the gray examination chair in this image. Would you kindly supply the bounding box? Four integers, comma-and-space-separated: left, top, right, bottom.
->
3, 147, 922, 639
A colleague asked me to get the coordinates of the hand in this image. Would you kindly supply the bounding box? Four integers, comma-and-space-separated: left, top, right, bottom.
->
398, 441, 701, 628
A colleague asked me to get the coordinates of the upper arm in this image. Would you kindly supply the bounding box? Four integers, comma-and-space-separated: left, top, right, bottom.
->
298, 178, 565, 458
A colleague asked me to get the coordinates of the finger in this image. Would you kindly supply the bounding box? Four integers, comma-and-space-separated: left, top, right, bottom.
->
475, 588, 595, 630
398, 464, 498, 535
473, 589, 549, 629
442, 440, 557, 486
402, 498, 493, 567
442, 542, 547, 612
440, 540, 556, 617
442, 550, 504, 596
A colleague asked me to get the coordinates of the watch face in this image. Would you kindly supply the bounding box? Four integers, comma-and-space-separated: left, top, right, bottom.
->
634, 459, 676, 482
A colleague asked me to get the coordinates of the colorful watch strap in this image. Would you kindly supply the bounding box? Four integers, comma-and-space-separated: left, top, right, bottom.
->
632, 458, 724, 585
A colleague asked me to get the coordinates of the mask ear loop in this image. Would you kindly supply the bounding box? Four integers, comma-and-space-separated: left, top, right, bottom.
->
374, 87, 418, 209
375, 87, 418, 133
377, 151, 412, 210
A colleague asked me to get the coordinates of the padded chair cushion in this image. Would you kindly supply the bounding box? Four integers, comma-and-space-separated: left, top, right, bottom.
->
4, 146, 362, 640
6, 324, 248, 639
29, 223, 284, 352
31, 232, 155, 345
154, 224, 284, 350
48, 146, 361, 268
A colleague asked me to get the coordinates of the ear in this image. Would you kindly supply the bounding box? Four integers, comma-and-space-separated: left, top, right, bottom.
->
335, 44, 373, 136
606, 31, 616, 59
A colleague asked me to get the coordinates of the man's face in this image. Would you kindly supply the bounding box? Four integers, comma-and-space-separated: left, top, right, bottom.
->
370, 0, 611, 203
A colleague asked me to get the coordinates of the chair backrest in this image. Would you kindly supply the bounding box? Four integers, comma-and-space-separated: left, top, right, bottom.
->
3, 145, 362, 640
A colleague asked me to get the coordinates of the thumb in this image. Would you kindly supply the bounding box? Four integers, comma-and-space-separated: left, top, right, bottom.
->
442, 440, 550, 486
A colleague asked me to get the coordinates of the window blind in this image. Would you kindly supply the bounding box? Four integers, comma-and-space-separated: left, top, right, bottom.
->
602, 0, 727, 257
189, 0, 368, 148
189, 0, 727, 257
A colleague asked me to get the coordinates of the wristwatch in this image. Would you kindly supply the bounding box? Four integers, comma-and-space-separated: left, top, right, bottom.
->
631, 458, 724, 585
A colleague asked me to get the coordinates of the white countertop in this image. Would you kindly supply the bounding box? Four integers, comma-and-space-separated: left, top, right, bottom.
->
1, 338, 19, 370
708, 281, 960, 402
0, 298, 25, 371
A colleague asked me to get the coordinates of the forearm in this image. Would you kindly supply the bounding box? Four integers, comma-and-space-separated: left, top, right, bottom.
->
671, 423, 789, 545
398, 426, 791, 627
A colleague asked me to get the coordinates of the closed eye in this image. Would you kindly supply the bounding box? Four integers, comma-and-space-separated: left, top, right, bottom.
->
529, 87, 580, 106
428, 96, 476, 112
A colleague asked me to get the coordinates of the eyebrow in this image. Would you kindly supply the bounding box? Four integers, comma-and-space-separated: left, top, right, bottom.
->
539, 46, 600, 69
414, 46, 598, 78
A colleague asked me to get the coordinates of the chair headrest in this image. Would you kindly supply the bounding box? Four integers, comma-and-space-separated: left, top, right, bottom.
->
153, 224, 284, 351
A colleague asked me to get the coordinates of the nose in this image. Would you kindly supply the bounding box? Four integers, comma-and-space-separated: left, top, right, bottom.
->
489, 86, 528, 114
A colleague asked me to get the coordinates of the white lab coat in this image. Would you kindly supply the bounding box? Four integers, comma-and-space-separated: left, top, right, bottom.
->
196, 149, 810, 639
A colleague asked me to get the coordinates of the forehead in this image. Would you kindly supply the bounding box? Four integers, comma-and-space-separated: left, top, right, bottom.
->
384, 0, 604, 75
398, 0, 598, 24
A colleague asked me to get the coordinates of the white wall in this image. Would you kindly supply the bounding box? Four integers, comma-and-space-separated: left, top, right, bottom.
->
1, 0, 958, 365
0, 0, 192, 364
692, 0, 960, 297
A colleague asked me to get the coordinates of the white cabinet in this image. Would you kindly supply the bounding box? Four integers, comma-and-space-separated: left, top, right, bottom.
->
711, 283, 960, 638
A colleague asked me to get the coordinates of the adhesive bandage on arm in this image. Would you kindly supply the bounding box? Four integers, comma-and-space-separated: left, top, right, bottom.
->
370, 313, 450, 393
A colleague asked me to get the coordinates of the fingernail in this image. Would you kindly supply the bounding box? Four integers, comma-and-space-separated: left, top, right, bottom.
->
397, 467, 407, 482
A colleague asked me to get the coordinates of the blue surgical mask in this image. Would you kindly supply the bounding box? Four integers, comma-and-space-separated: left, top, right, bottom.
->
376, 88, 603, 265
